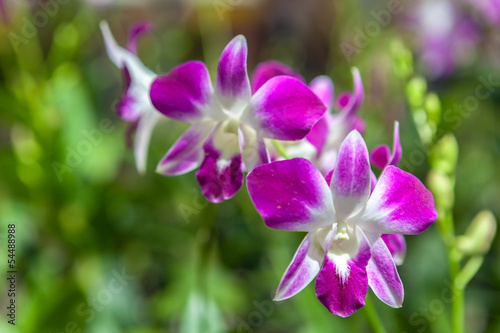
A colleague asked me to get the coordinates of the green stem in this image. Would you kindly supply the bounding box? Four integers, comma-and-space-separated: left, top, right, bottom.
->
272, 140, 291, 160
448, 245, 464, 333
441, 209, 463, 333
363, 294, 387, 333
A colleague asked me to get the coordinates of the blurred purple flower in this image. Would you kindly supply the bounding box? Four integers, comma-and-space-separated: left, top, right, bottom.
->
465, 0, 500, 26
414, 0, 480, 79
305, 68, 365, 174
100, 21, 162, 174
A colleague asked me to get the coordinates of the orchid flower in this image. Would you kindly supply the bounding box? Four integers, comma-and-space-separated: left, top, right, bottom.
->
305, 68, 365, 174
100, 21, 163, 174
413, 0, 480, 79
370, 121, 406, 265
247, 130, 437, 317
248, 61, 317, 161
464, 0, 500, 26
251, 62, 366, 172
149, 35, 326, 203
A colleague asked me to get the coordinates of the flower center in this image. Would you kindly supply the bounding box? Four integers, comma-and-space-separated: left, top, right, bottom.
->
222, 118, 240, 135
314, 222, 350, 251
335, 222, 349, 241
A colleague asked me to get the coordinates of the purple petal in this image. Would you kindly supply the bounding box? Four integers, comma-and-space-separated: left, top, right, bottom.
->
246, 76, 326, 141
370, 122, 402, 169
275, 233, 323, 301
306, 115, 330, 156
251, 60, 304, 93
126, 22, 154, 55
342, 67, 364, 116
381, 234, 406, 266
215, 35, 251, 109
366, 234, 404, 307
134, 110, 162, 174
247, 158, 334, 232
324, 169, 334, 186
116, 66, 142, 122
336, 92, 351, 109
351, 115, 366, 134
370, 170, 378, 195
156, 120, 214, 176
150, 61, 213, 123
196, 125, 244, 203
315, 227, 371, 317
355, 166, 437, 235
370, 145, 391, 170
309, 76, 334, 110
390, 121, 402, 166
331, 130, 371, 222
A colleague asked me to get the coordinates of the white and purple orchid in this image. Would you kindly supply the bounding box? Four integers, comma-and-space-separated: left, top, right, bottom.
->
241, 61, 365, 173
305, 68, 366, 174
149, 35, 326, 203
247, 130, 437, 317
370, 121, 407, 265
100, 21, 163, 174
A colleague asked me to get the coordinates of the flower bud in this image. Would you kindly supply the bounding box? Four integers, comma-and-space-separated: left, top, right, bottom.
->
406, 77, 427, 108
427, 170, 454, 211
430, 133, 458, 175
390, 39, 413, 80
424, 92, 441, 133
456, 210, 497, 256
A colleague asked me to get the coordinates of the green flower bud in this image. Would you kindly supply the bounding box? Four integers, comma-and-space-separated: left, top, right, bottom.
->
456, 210, 497, 256
424, 92, 441, 132
390, 40, 413, 79
430, 133, 458, 175
406, 77, 427, 108
427, 170, 455, 211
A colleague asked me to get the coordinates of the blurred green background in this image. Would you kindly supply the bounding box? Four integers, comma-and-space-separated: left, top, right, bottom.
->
0, 0, 499, 332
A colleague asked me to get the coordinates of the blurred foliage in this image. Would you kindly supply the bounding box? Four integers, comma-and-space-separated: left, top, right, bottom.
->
0, 0, 499, 332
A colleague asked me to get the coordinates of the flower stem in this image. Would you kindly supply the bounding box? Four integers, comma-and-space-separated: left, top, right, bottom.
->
451, 277, 464, 333
363, 294, 387, 333
448, 245, 464, 333
272, 140, 291, 160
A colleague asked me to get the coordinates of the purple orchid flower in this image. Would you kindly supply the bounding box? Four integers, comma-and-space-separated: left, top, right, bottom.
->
305, 68, 366, 174
370, 121, 406, 265
250, 60, 305, 93
247, 130, 437, 317
465, 0, 500, 26
149, 36, 326, 203
250, 62, 366, 172
100, 21, 163, 174
413, 0, 480, 79
247, 61, 318, 161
